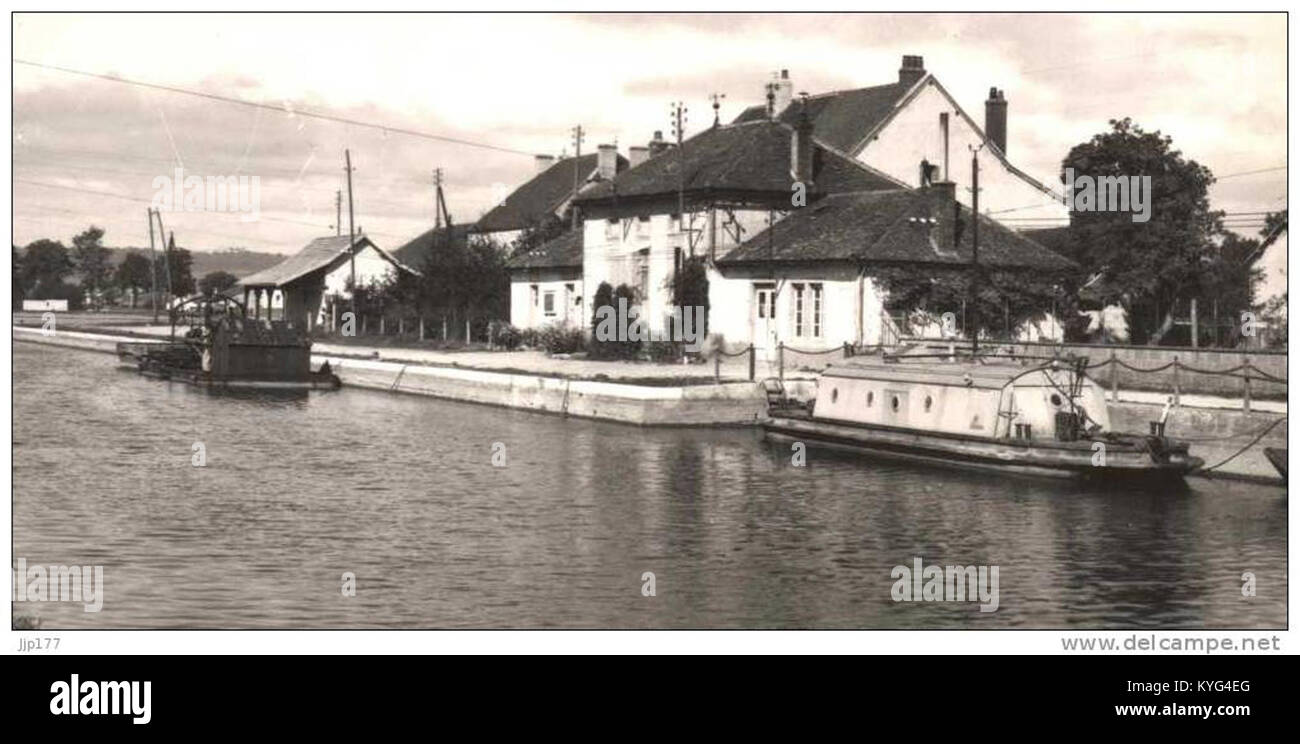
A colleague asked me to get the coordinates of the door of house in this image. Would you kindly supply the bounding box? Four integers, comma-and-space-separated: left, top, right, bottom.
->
752, 283, 777, 358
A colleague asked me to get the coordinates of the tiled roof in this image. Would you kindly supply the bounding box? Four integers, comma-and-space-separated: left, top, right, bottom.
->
391, 223, 473, 267
476, 152, 627, 233
505, 229, 583, 271
731, 83, 910, 152
237, 235, 415, 288
718, 187, 1076, 271
576, 119, 898, 205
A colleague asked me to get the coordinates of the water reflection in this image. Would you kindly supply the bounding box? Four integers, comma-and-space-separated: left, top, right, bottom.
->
13, 343, 1286, 628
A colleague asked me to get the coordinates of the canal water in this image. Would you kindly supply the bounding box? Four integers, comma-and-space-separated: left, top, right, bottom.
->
13, 343, 1287, 628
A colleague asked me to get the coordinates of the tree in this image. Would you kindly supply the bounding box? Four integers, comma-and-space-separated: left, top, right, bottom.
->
72, 226, 113, 306
412, 230, 509, 341
509, 214, 569, 260
873, 265, 1064, 341
157, 237, 196, 298
21, 238, 73, 292
198, 270, 239, 296
12, 246, 24, 309
116, 252, 154, 308
1060, 118, 1221, 345
671, 255, 710, 338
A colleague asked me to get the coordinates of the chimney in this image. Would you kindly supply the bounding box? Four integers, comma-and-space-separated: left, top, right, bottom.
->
926, 179, 957, 205
596, 144, 618, 180
628, 145, 650, 169
534, 154, 556, 174
791, 97, 815, 186
898, 55, 925, 88
772, 69, 793, 116
917, 180, 959, 248
648, 130, 671, 157
985, 87, 1008, 155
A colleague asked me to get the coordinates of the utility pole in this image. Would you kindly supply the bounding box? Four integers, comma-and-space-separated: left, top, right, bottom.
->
146, 208, 159, 324
153, 209, 173, 309
570, 125, 584, 228
969, 144, 983, 356
433, 168, 444, 231
164, 230, 177, 340
335, 190, 342, 237
671, 102, 687, 252
345, 149, 356, 316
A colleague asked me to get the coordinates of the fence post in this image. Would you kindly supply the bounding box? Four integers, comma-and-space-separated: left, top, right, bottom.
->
399, 317, 404, 336
442, 317, 447, 341
714, 353, 720, 383
380, 316, 385, 336
419, 317, 425, 341
748, 345, 756, 382
1109, 349, 1118, 404
778, 341, 785, 381
1172, 356, 1180, 406
1243, 351, 1252, 413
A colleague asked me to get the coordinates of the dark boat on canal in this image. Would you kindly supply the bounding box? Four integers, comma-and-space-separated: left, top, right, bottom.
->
116, 294, 341, 391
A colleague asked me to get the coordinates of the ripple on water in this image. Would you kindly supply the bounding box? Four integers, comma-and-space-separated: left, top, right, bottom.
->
12, 343, 1288, 628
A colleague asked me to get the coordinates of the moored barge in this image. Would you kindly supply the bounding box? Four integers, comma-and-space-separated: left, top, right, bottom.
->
764, 356, 1201, 481
116, 296, 340, 391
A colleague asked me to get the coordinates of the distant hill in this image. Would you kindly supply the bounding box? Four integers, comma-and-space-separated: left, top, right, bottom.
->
107, 247, 284, 278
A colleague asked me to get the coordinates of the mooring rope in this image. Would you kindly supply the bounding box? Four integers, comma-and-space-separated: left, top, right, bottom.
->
1194, 417, 1287, 473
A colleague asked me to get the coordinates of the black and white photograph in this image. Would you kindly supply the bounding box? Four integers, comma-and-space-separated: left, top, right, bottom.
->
5, 7, 1293, 671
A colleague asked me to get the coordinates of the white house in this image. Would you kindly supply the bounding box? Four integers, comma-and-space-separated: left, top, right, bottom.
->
714, 182, 1076, 354
732, 56, 1068, 224
505, 230, 584, 329
572, 114, 902, 343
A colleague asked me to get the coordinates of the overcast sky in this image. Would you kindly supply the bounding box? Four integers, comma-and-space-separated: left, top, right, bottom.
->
12, 12, 1287, 260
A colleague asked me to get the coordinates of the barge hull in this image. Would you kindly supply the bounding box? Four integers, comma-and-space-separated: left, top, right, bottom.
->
764, 416, 1201, 481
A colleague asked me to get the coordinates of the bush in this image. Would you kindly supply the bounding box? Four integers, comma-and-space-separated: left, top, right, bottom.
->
646, 340, 684, 363
589, 282, 641, 360
539, 323, 586, 355
489, 320, 522, 350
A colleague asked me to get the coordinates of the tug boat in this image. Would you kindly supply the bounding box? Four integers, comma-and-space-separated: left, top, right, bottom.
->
763, 354, 1202, 481
116, 295, 340, 391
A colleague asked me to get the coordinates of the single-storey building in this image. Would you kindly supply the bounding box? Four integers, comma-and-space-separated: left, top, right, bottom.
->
237, 234, 418, 331
505, 229, 584, 329
714, 182, 1076, 355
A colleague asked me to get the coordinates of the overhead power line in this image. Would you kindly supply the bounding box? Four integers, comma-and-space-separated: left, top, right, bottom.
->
14, 58, 536, 157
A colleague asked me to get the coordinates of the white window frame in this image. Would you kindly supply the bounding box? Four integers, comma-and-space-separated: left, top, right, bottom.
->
811, 283, 823, 338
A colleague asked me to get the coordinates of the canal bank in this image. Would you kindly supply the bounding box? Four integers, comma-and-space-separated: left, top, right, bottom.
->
13, 326, 1284, 483
12, 326, 767, 426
